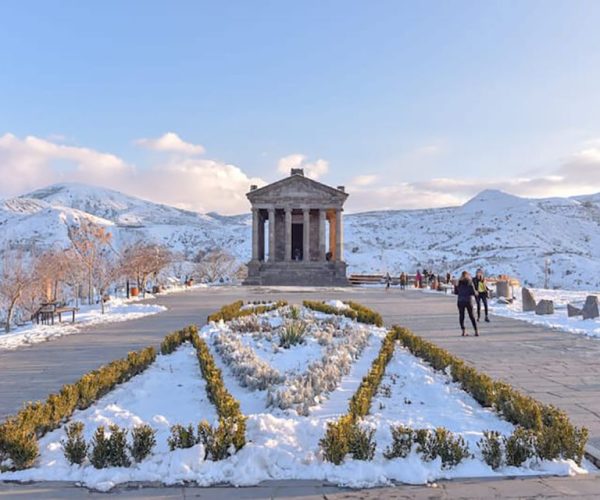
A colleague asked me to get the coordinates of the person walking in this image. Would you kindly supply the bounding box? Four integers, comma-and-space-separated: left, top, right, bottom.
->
455, 271, 479, 336
415, 269, 423, 288
399, 272, 407, 290
385, 272, 392, 290
473, 268, 490, 322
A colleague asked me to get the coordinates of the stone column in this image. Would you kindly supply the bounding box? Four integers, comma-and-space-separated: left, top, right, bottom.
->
303, 208, 310, 261
268, 208, 276, 262
284, 208, 292, 261
251, 208, 259, 261
335, 208, 344, 261
318, 209, 326, 261
329, 211, 336, 261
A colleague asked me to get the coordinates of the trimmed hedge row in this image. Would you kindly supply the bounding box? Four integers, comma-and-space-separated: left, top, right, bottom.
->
190, 330, 247, 452
207, 300, 288, 323
303, 300, 384, 327
393, 326, 588, 465
160, 325, 198, 355
320, 328, 400, 464
0, 346, 156, 470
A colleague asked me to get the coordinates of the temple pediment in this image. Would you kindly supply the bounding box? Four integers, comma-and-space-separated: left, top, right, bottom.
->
247, 172, 348, 208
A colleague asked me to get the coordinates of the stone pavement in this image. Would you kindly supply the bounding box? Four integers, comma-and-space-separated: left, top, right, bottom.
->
1, 286, 600, 498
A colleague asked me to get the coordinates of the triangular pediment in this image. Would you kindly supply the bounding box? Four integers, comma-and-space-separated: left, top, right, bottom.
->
247, 174, 348, 207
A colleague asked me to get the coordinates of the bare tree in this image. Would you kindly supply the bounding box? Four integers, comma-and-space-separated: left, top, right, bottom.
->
94, 250, 122, 314
194, 249, 238, 283
120, 242, 172, 297
0, 251, 35, 332
67, 220, 113, 305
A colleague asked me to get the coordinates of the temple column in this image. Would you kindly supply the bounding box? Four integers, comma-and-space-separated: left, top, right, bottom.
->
284, 208, 292, 261
329, 211, 336, 261
303, 208, 310, 261
251, 208, 259, 261
318, 209, 326, 261
268, 208, 276, 261
335, 208, 344, 261
258, 211, 265, 261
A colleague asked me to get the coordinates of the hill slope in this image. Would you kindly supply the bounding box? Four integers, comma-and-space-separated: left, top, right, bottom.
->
1, 183, 599, 290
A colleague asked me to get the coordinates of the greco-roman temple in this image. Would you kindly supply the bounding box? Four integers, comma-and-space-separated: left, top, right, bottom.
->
243, 168, 349, 286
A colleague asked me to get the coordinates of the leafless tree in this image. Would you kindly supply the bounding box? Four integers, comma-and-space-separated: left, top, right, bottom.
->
0, 251, 35, 332
194, 249, 238, 283
120, 242, 172, 297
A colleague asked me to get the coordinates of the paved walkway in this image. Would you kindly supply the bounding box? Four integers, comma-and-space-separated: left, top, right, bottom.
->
1, 286, 600, 499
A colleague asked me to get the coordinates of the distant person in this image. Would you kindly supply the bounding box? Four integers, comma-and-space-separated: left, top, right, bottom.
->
399, 272, 407, 290
446, 272, 451, 284
385, 272, 391, 290
454, 271, 479, 337
415, 270, 423, 288
473, 268, 490, 322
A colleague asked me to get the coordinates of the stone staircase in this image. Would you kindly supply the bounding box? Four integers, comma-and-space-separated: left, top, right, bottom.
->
244, 261, 349, 286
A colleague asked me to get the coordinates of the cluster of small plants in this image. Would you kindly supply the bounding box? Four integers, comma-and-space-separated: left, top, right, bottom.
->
393, 326, 589, 465
169, 420, 240, 461
62, 422, 156, 468
303, 300, 383, 326
207, 300, 287, 323
320, 328, 400, 463
160, 325, 198, 355
190, 330, 247, 454
267, 325, 371, 415
0, 346, 156, 470
278, 320, 307, 348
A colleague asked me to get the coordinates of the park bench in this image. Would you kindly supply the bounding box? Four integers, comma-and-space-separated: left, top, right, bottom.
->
32, 302, 79, 326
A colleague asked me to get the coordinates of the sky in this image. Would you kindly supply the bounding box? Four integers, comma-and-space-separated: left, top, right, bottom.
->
2, 0, 600, 214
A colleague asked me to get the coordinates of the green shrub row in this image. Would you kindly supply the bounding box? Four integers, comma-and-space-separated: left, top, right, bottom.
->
0, 346, 156, 470
190, 330, 247, 454
160, 325, 198, 355
393, 326, 588, 465
320, 328, 400, 464
207, 300, 288, 323
303, 300, 384, 327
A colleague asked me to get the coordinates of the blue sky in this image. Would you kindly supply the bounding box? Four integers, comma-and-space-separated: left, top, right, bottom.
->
1, 1, 600, 213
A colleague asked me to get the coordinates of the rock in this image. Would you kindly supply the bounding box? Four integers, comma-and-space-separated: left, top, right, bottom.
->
522, 288, 536, 312
582, 295, 600, 320
496, 280, 510, 298
496, 296, 511, 304
535, 299, 554, 315
567, 304, 583, 317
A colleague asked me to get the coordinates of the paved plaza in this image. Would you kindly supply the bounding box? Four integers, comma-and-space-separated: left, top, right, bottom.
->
1, 286, 599, 498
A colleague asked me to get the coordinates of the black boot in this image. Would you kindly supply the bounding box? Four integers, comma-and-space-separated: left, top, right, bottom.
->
485, 316, 490, 323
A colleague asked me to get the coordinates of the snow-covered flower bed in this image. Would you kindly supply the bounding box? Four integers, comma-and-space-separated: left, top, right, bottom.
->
491, 287, 600, 338
0, 298, 167, 351
0, 302, 591, 491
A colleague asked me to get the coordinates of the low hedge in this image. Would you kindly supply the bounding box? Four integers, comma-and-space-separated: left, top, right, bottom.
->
160, 325, 198, 355
0, 346, 156, 470
303, 300, 384, 327
207, 300, 288, 323
190, 330, 246, 452
393, 326, 589, 465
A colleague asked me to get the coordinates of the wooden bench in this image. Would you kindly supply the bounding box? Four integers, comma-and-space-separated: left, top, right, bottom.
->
32, 304, 79, 325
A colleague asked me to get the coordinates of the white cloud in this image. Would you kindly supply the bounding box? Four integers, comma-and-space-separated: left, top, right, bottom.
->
0, 133, 262, 215
135, 132, 205, 155
277, 154, 329, 180
350, 174, 378, 187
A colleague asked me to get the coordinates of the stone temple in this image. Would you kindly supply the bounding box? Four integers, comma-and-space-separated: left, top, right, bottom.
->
243, 168, 349, 286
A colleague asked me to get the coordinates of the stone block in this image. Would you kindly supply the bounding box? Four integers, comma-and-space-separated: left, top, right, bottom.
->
582, 295, 600, 320
535, 299, 554, 315
567, 304, 582, 317
496, 280, 510, 298
522, 287, 536, 312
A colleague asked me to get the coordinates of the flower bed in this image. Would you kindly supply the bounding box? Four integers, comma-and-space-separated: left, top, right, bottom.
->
303, 300, 383, 326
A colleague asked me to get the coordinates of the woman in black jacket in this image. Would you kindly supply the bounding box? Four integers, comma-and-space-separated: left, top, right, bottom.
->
455, 271, 479, 336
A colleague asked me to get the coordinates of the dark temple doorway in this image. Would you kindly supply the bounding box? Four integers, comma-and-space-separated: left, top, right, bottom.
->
292, 223, 303, 260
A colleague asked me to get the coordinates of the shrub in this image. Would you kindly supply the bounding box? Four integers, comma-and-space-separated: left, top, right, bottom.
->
160, 326, 197, 355
319, 415, 353, 465
62, 422, 87, 465
303, 300, 383, 326
0, 421, 38, 470
348, 424, 377, 461
197, 419, 239, 461
384, 425, 414, 459
106, 424, 130, 467
504, 427, 536, 467
89, 426, 111, 469
168, 424, 196, 451
207, 300, 287, 323
478, 430, 503, 470
279, 321, 306, 348
129, 424, 156, 463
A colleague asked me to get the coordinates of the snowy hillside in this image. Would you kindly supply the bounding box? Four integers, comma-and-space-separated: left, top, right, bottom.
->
1, 183, 600, 290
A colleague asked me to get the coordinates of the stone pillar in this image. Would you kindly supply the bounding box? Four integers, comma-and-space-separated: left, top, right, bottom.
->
284, 208, 292, 261
258, 212, 265, 261
318, 209, 326, 261
251, 208, 259, 261
268, 208, 276, 262
335, 208, 344, 261
329, 211, 336, 261
303, 208, 310, 262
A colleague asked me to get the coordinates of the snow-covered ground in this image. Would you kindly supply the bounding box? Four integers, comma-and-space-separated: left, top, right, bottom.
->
1, 306, 589, 490
0, 297, 166, 351
3, 182, 600, 289
491, 287, 600, 338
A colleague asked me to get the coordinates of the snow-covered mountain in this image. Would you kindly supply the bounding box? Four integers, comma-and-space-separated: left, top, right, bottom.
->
1, 183, 600, 290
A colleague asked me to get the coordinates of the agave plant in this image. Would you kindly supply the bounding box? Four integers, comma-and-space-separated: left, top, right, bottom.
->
279, 320, 307, 348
